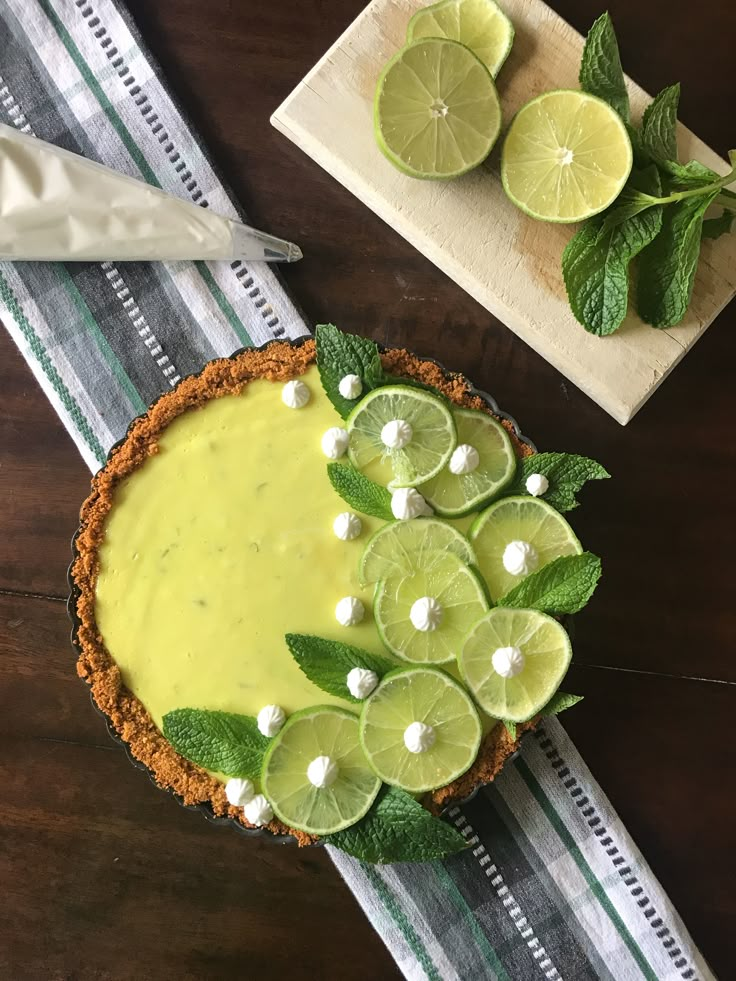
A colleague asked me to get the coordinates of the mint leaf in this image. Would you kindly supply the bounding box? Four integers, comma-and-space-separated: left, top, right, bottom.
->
162, 708, 270, 780
504, 720, 517, 741
702, 210, 735, 240
326, 785, 467, 863
663, 159, 720, 188
498, 553, 602, 616
641, 83, 680, 164
315, 324, 385, 419
540, 691, 584, 717
562, 166, 663, 335
579, 13, 629, 122
327, 463, 394, 521
637, 189, 720, 327
509, 452, 610, 512
285, 634, 396, 703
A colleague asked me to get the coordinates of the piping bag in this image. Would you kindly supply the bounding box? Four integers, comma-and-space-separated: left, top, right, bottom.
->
0, 123, 301, 263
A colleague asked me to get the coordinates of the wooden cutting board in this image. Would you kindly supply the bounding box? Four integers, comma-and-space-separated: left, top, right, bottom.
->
271, 0, 736, 424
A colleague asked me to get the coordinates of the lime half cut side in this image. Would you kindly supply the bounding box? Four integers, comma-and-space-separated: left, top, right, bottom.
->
470, 495, 582, 601
360, 666, 482, 792
261, 706, 381, 835
459, 607, 572, 721
407, 0, 515, 77
360, 516, 476, 585
501, 89, 633, 222
375, 551, 489, 664
420, 407, 517, 516
374, 37, 502, 180
347, 385, 456, 488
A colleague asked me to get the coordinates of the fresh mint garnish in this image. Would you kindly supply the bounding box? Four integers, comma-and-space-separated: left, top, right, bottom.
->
315, 324, 385, 418
162, 708, 270, 780
498, 552, 602, 616
578, 12, 629, 122
702, 209, 735, 240
326, 785, 468, 863
284, 634, 396, 703
504, 720, 517, 740
509, 452, 610, 512
640, 84, 680, 164
540, 691, 584, 717
327, 463, 394, 521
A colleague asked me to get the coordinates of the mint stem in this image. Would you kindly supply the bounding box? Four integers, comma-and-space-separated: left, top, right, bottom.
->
655, 166, 736, 205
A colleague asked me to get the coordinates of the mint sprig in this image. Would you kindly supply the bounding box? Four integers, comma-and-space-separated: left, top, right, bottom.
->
509, 452, 610, 512
162, 708, 270, 780
498, 552, 602, 616
327, 463, 394, 521
503, 691, 584, 738
564, 14, 735, 334
326, 785, 468, 863
315, 323, 385, 418
285, 634, 396, 703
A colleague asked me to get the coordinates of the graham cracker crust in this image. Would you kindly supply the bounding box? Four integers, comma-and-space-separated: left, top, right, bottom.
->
71, 338, 533, 844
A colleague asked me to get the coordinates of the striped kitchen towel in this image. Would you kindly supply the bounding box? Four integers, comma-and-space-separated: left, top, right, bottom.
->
0, 3, 714, 979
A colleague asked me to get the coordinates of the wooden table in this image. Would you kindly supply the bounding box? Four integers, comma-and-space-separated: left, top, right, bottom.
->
1, 1, 733, 977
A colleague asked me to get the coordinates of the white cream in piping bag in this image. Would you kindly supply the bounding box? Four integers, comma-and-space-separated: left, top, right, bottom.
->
0, 124, 300, 261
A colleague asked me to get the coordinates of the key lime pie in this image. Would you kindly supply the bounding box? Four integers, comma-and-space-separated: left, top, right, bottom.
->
71, 325, 608, 863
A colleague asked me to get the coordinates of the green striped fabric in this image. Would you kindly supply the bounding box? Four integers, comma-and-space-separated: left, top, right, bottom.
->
0, 3, 715, 979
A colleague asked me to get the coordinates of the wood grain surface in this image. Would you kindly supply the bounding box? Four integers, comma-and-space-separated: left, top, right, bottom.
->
272, 0, 736, 425
1, 0, 734, 978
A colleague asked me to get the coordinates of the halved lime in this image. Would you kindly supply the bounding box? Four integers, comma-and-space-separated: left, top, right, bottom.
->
419, 407, 517, 516
374, 37, 502, 180
347, 385, 456, 488
407, 0, 515, 77
360, 516, 476, 585
261, 706, 381, 835
360, 666, 482, 792
375, 552, 489, 664
459, 607, 572, 721
470, 496, 581, 601
501, 89, 633, 222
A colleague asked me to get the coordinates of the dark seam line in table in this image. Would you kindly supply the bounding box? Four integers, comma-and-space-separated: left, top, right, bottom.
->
0, 587, 67, 603
578, 662, 736, 687
10, 734, 119, 752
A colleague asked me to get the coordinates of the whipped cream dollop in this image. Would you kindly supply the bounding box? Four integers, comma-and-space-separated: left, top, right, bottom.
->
281, 379, 310, 408
409, 596, 443, 632
243, 794, 273, 827
381, 419, 413, 450
391, 487, 433, 520
492, 645, 525, 679
449, 444, 480, 475
502, 540, 539, 576
346, 666, 379, 699
525, 473, 549, 497
225, 777, 255, 807
335, 596, 365, 626
257, 704, 286, 737
307, 755, 339, 789
321, 426, 349, 460
404, 721, 436, 754
338, 373, 363, 400
333, 511, 362, 541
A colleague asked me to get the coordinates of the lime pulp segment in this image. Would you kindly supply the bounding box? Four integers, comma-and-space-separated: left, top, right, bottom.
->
459, 607, 572, 721
501, 89, 633, 222
359, 516, 476, 585
360, 667, 482, 792
407, 0, 515, 77
420, 407, 517, 516
375, 551, 489, 664
374, 37, 502, 180
261, 706, 381, 835
470, 495, 582, 601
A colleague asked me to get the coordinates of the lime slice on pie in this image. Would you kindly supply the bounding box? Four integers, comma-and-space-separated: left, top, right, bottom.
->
375, 552, 489, 664
459, 607, 572, 721
501, 89, 633, 222
419, 407, 517, 516
261, 706, 381, 835
347, 385, 456, 488
407, 0, 515, 77
360, 667, 482, 792
470, 496, 581, 601
360, 516, 476, 585
374, 37, 502, 180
